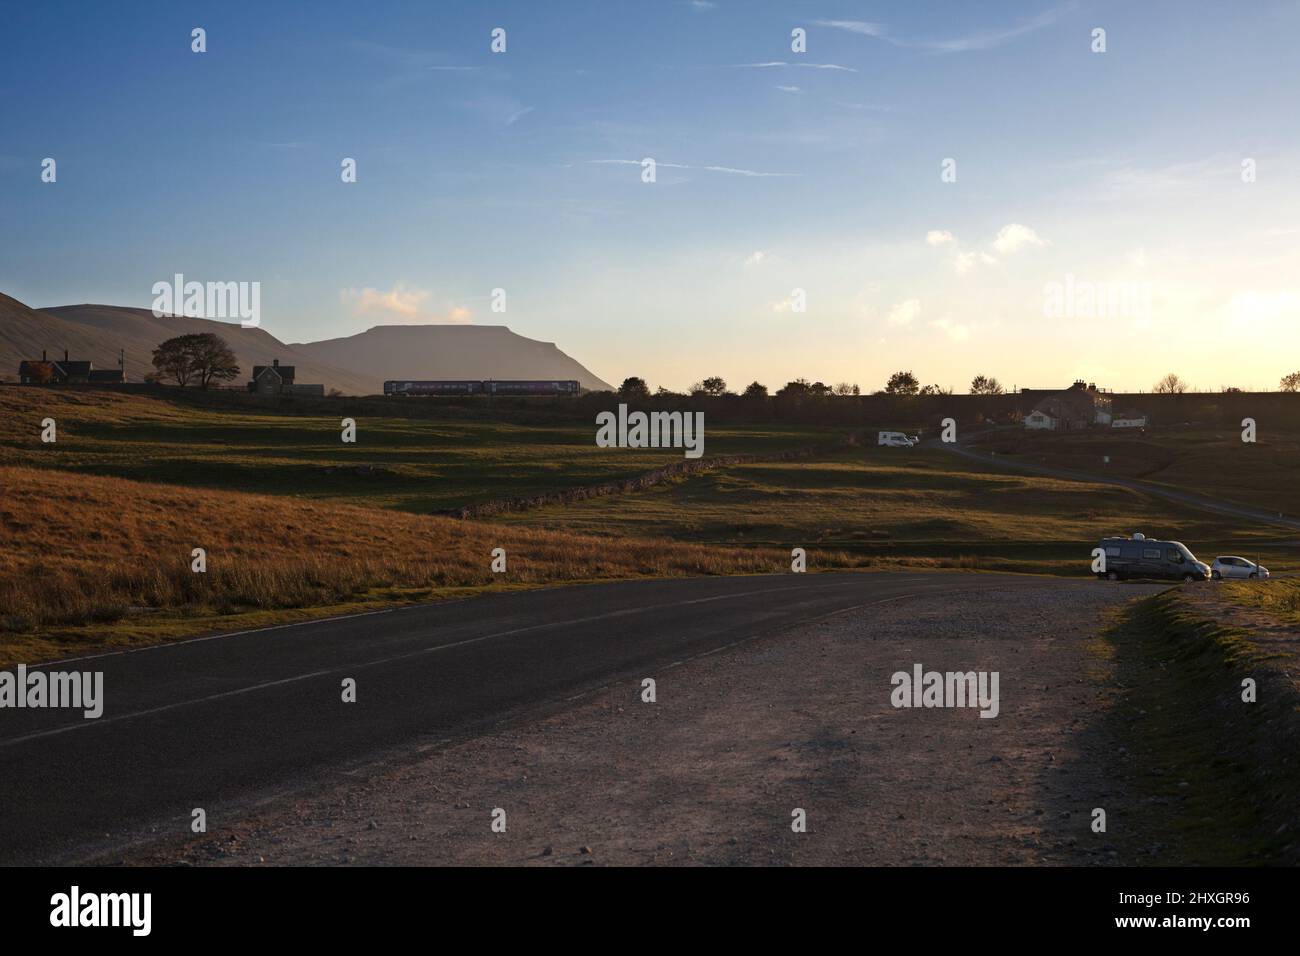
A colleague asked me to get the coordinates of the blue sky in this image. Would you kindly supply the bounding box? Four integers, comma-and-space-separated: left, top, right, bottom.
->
3, 0, 1300, 391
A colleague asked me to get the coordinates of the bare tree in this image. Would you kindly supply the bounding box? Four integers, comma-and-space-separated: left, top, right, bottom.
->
970, 374, 1005, 395
1153, 372, 1188, 394
1280, 371, 1300, 392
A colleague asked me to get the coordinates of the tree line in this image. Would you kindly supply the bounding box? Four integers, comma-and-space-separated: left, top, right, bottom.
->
617, 372, 1010, 400
618, 370, 1300, 400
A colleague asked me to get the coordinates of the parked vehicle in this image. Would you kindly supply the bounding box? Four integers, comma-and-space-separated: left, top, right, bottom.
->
878, 431, 915, 447
1097, 533, 1210, 582
1211, 556, 1270, 580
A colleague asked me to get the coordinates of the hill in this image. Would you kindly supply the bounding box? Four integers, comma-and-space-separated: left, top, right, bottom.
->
0, 464, 785, 663
288, 324, 613, 393
1, 293, 613, 395
33, 300, 374, 395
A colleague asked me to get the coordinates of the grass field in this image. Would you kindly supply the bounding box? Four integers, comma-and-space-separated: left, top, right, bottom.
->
3, 385, 1298, 661
1221, 577, 1300, 626
0, 464, 849, 664
1101, 590, 1300, 864
0, 388, 832, 513
487, 446, 1300, 575
971, 424, 1300, 518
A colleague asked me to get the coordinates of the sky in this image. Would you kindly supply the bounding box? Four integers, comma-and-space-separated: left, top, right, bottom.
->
3, 0, 1300, 392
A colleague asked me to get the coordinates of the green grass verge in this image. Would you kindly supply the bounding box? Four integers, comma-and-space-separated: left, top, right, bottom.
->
1099, 590, 1299, 864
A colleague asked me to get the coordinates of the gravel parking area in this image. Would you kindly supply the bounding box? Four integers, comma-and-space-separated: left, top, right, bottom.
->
120, 582, 1165, 866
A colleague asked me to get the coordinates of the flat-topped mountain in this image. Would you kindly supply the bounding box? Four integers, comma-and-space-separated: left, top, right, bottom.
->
289, 324, 613, 393
0, 293, 612, 394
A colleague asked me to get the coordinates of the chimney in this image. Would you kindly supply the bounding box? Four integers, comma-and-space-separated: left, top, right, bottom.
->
272, 359, 279, 367
42, 350, 47, 362
64, 349, 69, 362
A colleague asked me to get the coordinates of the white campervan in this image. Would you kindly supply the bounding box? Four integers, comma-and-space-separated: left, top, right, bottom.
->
878, 431, 915, 447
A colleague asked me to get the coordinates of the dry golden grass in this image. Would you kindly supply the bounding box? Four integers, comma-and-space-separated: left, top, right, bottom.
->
0, 465, 836, 663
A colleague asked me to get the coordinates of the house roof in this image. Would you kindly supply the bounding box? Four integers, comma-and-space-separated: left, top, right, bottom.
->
252, 365, 295, 383
1033, 384, 1107, 419
87, 369, 124, 383
55, 361, 93, 376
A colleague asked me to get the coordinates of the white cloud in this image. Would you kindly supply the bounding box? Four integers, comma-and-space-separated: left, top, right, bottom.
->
926, 230, 956, 246
341, 284, 472, 324
931, 316, 972, 341
954, 251, 977, 275
887, 298, 921, 326
775, 85, 801, 93
990, 223, 1048, 254
744, 250, 768, 267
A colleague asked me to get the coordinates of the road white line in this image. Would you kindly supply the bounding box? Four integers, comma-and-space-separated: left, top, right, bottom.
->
28, 574, 893, 669
2, 578, 947, 748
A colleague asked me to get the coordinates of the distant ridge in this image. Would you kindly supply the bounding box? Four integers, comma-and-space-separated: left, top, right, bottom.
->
0, 292, 613, 394
288, 324, 614, 393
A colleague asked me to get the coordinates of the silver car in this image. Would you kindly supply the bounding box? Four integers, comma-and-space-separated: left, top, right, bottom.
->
1211, 556, 1269, 580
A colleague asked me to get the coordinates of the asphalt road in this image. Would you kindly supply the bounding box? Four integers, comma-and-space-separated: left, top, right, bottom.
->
1, 571, 1081, 864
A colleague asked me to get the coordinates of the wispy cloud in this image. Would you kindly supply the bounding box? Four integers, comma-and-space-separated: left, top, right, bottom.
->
836, 102, 898, 113
587, 159, 798, 178
888, 298, 921, 326
461, 94, 534, 127
931, 316, 973, 340
727, 61, 858, 72
350, 41, 485, 88
775, 85, 801, 93
814, 6, 1070, 54
813, 20, 888, 38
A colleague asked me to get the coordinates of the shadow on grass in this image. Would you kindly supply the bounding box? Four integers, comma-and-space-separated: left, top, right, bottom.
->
1053, 590, 1300, 865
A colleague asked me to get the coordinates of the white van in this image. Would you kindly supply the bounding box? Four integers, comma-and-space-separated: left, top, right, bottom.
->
878, 431, 915, 447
